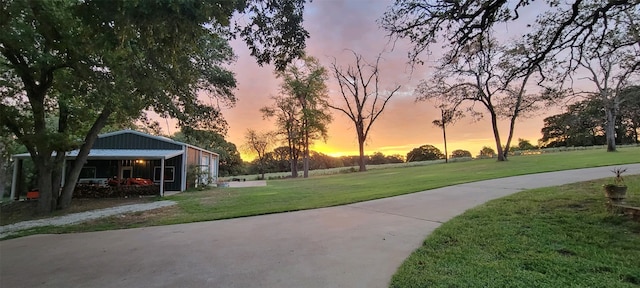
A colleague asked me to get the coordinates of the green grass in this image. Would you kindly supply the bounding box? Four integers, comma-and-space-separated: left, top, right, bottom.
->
390, 175, 640, 288
160, 147, 640, 223
4, 147, 640, 237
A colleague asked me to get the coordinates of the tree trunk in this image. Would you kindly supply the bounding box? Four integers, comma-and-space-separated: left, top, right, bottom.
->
51, 153, 65, 205
357, 132, 366, 171
503, 72, 529, 159
615, 115, 625, 145
291, 157, 298, 178
442, 125, 448, 163
0, 156, 6, 198
34, 157, 56, 214
287, 135, 298, 178
503, 114, 518, 159
303, 154, 309, 178
605, 108, 617, 152
490, 112, 506, 161
58, 108, 112, 209
303, 130, 309, 178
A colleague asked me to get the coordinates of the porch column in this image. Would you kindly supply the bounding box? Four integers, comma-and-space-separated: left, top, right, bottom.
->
197, 150, 203, 187
61, 160, 66, 187
160, 157, 165, 197
209, 154, 213, 185
214, 154, 220, 184
181, 148, 187, 191
10, 159, 21, 201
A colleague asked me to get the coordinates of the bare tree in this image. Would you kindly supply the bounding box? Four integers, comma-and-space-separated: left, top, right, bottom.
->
430, 104, 464, 163
497, 66, 542, 158
383, 2, 638, 157
328, 51, 400, 172
381, 0, 638, 75
243, 129, 274, 180
416, 36, 545, 161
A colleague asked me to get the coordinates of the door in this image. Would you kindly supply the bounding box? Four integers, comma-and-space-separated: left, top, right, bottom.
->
121, 166, 132, 179
200, 156, 210, 185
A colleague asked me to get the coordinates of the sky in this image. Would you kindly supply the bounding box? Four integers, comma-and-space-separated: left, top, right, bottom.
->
186, 0, 564, 160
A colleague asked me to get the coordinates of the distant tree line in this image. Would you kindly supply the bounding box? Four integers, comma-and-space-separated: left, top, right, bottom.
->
243, 148, 406, 176
241, 144, 488, 176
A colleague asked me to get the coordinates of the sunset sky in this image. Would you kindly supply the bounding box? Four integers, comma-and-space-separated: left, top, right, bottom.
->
186, 0, 566, 160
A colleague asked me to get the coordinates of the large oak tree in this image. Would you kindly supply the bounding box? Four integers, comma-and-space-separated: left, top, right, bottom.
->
269, 55, 332, 178
0, 0, 309, 213
573, 16, 639, 152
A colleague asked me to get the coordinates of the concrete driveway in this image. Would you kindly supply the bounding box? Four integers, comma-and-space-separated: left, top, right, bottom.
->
2, 164, 639, 288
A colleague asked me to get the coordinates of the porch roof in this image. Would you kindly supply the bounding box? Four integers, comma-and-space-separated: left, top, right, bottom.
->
12, 149, 184, 160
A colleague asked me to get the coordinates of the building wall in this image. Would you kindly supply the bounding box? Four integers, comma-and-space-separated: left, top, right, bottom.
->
203, 151, 218, 182
73, 157, 182, 191
82, 160, 118, 178
152, 156, 182, 191
184, 148, 220, 187
186, 147, 199, 167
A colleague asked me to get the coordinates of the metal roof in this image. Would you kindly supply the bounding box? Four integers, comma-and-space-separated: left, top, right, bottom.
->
99, 129, 186, 145
12, 149, 184, 160
99, 129, 219, 156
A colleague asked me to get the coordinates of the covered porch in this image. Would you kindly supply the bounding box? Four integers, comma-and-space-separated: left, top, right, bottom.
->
10, 149, 186, 200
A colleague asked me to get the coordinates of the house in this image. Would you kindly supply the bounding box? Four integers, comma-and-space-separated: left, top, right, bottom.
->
10, 129, 219, 199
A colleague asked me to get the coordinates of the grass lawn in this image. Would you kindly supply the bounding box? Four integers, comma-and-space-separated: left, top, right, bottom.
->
390, 175, 640, 288
3, 147, 640, 238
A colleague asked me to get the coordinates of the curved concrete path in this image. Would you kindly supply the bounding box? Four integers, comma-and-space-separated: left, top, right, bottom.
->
1, 164, 639, 288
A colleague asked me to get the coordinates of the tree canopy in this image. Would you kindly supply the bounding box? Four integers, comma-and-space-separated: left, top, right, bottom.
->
243, 129, 274, 180
381, 0, 638, 74
479, 146, 496, 158
0, 0, 309, 213
573, 17, 639, 152
406, 144, 444, 162
539, 89, 639, 148
516, 139, 537, 151
450, 149, 472, 159
267, 55, 332, 178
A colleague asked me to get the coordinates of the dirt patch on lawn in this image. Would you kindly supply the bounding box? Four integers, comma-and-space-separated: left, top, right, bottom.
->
75, 205, 181, 229
0, 197, 155, 226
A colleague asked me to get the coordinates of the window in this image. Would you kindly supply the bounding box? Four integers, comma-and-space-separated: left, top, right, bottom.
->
154, 166, 175, 182
79, 167, 96, 179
